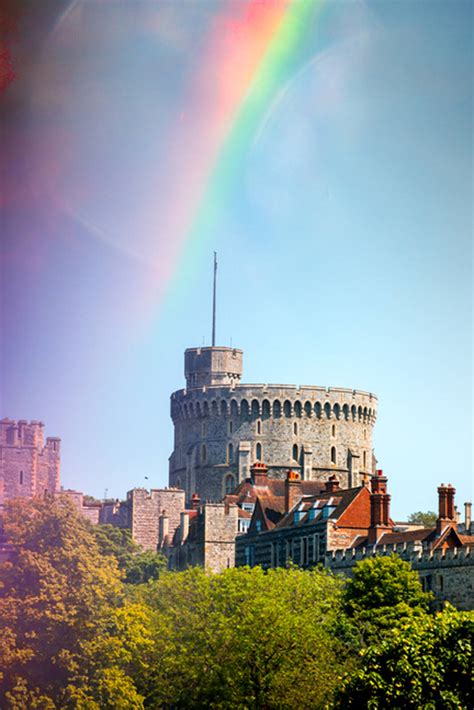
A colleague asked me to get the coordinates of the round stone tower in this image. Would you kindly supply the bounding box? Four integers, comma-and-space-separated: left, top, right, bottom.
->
169, 346, 378, 503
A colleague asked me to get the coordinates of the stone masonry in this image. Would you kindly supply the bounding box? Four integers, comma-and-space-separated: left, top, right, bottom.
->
0, 418, 60, 505
169, 346, 377, 502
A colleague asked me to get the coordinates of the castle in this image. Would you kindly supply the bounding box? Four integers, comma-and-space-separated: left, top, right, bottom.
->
169, 346, 378, 502
0, 418, 61, 505
1, 345, 472, 610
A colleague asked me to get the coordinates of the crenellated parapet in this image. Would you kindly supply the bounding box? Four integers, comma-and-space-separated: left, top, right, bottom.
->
169, 346, 378, 503
325, 544, 474, 610
171, 385, 377, 424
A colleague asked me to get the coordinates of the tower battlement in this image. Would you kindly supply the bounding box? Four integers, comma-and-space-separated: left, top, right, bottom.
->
0, 418, 61, 505
185, 347, 243, 389
170, 347, 378, 503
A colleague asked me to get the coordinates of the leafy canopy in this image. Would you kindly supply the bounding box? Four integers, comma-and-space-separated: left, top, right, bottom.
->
408, 510, 437, 527
92, 524, 166, 584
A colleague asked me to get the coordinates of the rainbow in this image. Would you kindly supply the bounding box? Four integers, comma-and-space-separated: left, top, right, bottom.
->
161, 0, 325, 302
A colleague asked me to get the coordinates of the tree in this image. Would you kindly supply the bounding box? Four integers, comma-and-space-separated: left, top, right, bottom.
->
342, 554, 431, 646
408, 510, 437, 527
138, 565, 352, 709
336, 606, 473, 708
0, 496, 149, 708
92, 524, 167, 584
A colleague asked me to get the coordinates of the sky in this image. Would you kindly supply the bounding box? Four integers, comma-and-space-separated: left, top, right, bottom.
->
1, 0, 472, 519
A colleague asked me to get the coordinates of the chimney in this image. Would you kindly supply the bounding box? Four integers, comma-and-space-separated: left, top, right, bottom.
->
159, 511, 169, 547
436, 484, 457, 534
285, 470, 302, 513
325, 474, 340, 493
465, 502, 472, 532
180, 511, 189, 543
251, 461, 268, 487
191, 492, 201, 510
368, 471, 391, 544
446, 484, 455, 521
371, 469, 387, 494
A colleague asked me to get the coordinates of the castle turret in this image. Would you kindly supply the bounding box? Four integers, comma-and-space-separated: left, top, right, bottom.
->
185, 347, 243, 389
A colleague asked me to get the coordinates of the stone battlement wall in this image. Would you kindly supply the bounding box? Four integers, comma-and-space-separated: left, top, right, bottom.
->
169, 384, 377, 503
326, 544, 474, 610
0, 419, 61, 505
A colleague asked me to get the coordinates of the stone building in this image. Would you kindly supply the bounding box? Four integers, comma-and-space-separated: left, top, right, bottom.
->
165, 499, 239, 574
235, 471, 474, 610
169, 346, 378, 503
0, 418, 61, 506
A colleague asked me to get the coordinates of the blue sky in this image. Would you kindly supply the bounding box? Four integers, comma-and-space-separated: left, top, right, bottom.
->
1, 0, 472, 519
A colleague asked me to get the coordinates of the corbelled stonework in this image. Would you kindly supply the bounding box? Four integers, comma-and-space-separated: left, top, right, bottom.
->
169, 346, 377, 502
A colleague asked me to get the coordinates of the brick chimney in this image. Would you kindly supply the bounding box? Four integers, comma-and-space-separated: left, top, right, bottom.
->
251, 461, 268, 487
368, 470, 391, 544
191, 492, 201, 510
465, 502, 472, 533
285, 470, 302, 513
437, 484, 457, 534
325, 474, 340, 493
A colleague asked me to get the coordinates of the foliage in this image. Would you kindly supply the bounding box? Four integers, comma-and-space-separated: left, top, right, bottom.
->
342, 554, 432, 645
408, 510, 438, 527
0, 497, 147, 708
137, 565, 352, 709
92, 524, 167, 584
336, 605, 473, 709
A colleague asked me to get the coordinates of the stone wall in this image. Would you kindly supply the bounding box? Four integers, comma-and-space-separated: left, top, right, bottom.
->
170, 384, 377, 502
128, 488, 185, 551
203, 503, 239, 573
0, 419, 60, 505
326, 546, 474, 611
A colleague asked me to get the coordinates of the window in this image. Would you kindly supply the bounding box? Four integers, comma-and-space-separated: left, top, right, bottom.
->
19, 470, 24, 485
224, 474, 236, 495
312, 534, 320, 563
201, 421, 207, 437
238, 518, 250, 533
256, 442, 262, 461
301, 537, 308, 565
256, 519, 262, 532
331, 446, 336, 464
228, 443, 234, 463
331, 424, 336, 437
229, 420, 233, 434
293, 422, 298, 436
438, 575, 444, 591
363, 450, 367, 468
244, 546, 255, 566
292, 444, 298, 461
363, 428, 367, 440
201, 444, 207, 462
256, 420, 261, 435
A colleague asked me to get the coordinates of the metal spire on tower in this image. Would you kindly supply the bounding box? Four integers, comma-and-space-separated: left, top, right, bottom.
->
212, 251, 217, 346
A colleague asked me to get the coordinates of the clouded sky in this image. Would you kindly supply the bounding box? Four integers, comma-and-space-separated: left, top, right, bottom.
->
1, 0, 472, 518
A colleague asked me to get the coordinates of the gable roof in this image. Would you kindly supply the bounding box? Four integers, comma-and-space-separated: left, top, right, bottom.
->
274, 486, 369, 531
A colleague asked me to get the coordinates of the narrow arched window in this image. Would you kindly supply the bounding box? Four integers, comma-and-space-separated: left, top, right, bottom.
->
201, 444, 207, 463
19, 470, 24, 485
363, 450, 366, 468
224, 474, 236, 495
331, 424, 336, 437
331, 446, 336, 464
292, 444, 298, 461
256, 443, 262, 461
228, 443, 234, 463
293, 422, 298, 436
256, 420, 261, 435
228, 420, 233, 435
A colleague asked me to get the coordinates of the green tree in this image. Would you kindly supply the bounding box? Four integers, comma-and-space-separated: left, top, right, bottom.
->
0, 496, 149, 708
342, 554, 431, 645
92, 524, 167, 584
336, 606, 473, 709
408, 510, 437, 527
139, 565, 352, 709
